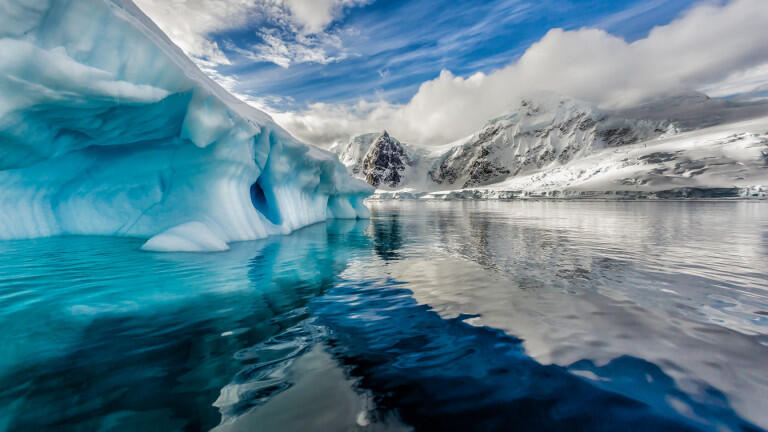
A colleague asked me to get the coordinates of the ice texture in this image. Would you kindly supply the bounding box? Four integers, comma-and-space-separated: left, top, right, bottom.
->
0, 0, 372, 251
140, 222, 229, 253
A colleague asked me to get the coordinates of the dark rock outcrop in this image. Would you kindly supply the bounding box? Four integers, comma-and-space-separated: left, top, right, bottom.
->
360, 131, 411, 188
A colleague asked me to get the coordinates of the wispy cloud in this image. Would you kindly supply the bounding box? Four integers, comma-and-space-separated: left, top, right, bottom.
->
225, 31, 350, 69
595, 0, 670, 30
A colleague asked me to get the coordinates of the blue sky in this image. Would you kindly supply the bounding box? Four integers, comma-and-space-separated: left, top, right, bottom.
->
137, 0, 768, 146
208, 0, 700, 109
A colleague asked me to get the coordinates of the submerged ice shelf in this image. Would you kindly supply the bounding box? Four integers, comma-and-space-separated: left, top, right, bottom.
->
0, 0, 372, 251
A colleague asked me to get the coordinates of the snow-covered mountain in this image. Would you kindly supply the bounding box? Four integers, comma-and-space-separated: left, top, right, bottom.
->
331, 131, 413, 187
0, 0, 371, 252
334, 93, 768, 199
428, 96, 676, 188
332, 132, 380, 175
332, 131, 434, 191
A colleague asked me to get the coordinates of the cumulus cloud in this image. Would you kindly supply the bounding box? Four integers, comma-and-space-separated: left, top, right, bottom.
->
273, 0, 768, 147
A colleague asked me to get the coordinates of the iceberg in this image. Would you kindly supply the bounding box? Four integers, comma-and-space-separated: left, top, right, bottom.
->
0, 0, 372, 251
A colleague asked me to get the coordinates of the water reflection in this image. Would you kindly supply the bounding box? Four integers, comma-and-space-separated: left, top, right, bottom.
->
0, 220, 372, 431
373, 212, 405, 261
0, 202, 765, 431
359, 201, 768, 429
313, 280, 758, 431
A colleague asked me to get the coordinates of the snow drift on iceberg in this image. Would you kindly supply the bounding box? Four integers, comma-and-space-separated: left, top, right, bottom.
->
0, 0, 372, 251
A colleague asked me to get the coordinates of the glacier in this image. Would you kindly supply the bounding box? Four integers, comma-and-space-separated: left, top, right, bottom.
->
0, 0, 372, 251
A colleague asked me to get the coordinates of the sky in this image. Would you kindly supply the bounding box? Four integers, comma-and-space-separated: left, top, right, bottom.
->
134, 0, 768, 147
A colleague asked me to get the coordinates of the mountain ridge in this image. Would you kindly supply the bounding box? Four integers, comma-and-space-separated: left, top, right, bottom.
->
332, 93, 768, 198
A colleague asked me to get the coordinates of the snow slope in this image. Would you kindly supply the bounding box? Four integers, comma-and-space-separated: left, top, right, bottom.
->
0, 0, 372, 251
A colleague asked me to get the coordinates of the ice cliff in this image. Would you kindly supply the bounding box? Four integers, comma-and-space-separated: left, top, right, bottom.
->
0, 0, 372, 251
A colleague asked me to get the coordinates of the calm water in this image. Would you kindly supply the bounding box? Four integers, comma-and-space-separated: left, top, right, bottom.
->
0, 201, 767, 431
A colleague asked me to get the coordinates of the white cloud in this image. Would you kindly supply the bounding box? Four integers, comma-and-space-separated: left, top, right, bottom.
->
132, 0, 252, 65
271, 99, 401, 146
134, 0, 367, 68
701, 63, 768, 98
273, 0, 768, 147
283, 0, 369, 34
237, 30, 349, 68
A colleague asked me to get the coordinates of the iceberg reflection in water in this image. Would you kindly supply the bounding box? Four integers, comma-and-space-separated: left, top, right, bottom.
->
0, 201, 766, 431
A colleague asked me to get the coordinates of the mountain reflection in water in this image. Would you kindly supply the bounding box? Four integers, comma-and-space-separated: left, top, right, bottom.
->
0, 201, 766, 431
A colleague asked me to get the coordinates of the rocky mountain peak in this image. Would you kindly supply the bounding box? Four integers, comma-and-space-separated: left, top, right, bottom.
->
361, 131, 411, 188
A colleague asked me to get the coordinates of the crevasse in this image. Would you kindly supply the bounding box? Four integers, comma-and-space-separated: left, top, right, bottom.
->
0, 0, 372, 251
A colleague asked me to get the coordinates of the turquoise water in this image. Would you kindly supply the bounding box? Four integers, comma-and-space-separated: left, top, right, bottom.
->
0, 201, 767, 431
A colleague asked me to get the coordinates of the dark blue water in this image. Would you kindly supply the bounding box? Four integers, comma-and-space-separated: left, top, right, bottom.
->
0, 201, 766, 431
